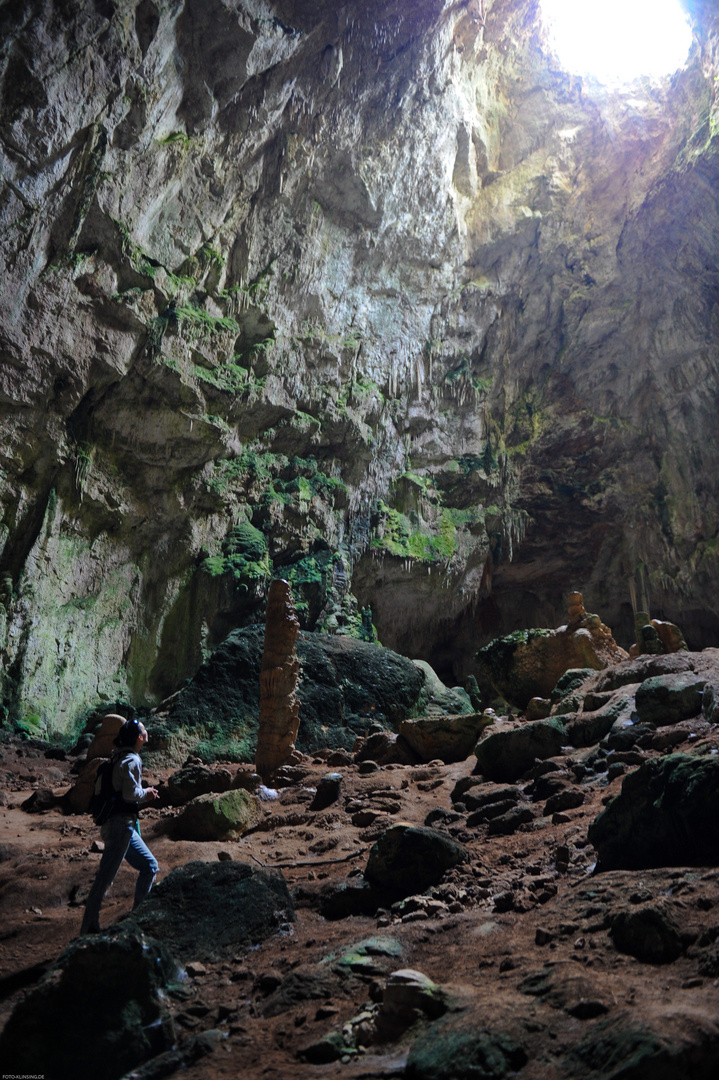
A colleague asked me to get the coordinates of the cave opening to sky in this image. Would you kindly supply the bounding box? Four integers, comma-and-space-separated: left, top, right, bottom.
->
540, 0, 694, 85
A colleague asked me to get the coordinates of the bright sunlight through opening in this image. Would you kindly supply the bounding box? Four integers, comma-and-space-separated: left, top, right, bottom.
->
541, 0, 693, 85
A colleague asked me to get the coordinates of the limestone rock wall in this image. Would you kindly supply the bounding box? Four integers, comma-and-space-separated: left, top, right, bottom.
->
1, 0, 718, 735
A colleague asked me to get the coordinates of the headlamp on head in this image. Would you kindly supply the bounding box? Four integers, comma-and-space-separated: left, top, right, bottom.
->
114, 717, 142, 748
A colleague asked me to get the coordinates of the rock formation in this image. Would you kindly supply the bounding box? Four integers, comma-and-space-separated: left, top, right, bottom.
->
255, 578, 301, 780
2, 644, 719, 1079
478, 591, 628, 706
1, 0, 719, 739
65, 711, 126, 812
146, 621, 468, 765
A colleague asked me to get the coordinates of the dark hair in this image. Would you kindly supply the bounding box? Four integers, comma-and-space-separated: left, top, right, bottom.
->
114, 718, 142, 748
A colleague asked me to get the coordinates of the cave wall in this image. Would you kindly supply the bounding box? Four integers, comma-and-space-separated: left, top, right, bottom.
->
1, 0, 718, 735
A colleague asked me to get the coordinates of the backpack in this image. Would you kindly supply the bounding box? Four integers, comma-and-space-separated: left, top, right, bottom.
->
88, 758, 118, 825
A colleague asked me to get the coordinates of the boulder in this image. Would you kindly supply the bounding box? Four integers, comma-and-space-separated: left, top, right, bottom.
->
128, 861, 294, 962
21, 786, 57, 813
478, 597, 627, 708
65, 756, 104, 814
551, 668, 597, 705
411, 660, 473, 714
486, 806, 535, 835
610, 906, 683, 964
319, 881, 386, 919
85, 713, 127, 763
0, 929, 178, 1080
544, 788, 584, 815
592, 652, 696, 694
405, 1018, 528, 1080
310, 772, 342, 810
526, 697, 552, 720
467, 798, 521, 827
375, 968, 448, 1040
457, 783, 522, 812
152, 627, 459, 763
588, 752, 719, 869
173, 789, 263, 840
564, 696, 633, 747
365, 824, 468, 899
565, 1009, 719, 1080
634, 673, 706, 726
398, 713, 494, 763
474, 719, 567, 782
165, 764, 234, 805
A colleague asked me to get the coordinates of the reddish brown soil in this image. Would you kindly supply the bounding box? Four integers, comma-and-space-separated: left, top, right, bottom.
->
1, 735, 718, 1079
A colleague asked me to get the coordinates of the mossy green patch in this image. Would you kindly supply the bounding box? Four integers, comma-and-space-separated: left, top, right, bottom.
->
174, 302, 240, 338
371, 507, 466, 564
201, 521, 270, 593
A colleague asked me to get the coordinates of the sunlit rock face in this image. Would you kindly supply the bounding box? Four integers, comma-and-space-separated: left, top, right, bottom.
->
1, 0, 718, 735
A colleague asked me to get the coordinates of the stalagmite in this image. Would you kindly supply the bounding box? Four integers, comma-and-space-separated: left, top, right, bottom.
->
255, 579, 301, 781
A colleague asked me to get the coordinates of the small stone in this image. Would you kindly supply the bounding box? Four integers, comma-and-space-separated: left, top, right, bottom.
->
545, 789, 585, 816
90, 840, 105, 853
185, 961, 207, 977
526, 698, 552, 721
327, 749, 352, 767
566, 999, 609, 1020
315, 1005, 340, 1020
310, 773, 342, 811
493, 891, 515, 913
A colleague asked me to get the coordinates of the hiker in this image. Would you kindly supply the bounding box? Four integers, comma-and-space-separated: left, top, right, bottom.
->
81, 717, 159, 934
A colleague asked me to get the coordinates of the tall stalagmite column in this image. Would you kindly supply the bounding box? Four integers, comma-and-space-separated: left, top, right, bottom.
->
255, 579, 301, 781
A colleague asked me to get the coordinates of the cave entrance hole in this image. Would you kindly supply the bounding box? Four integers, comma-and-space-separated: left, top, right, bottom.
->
540, 0, 693, 85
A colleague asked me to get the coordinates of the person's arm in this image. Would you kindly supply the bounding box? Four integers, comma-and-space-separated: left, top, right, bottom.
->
128, 753, 160, 804
116, 752, 156, 805
115, 753, 143, 805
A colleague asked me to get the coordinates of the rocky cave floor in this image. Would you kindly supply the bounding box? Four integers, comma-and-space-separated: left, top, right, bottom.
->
1, 699, 719, 1078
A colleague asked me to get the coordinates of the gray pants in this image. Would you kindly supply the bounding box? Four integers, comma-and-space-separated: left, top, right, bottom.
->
81, 814, 158, 933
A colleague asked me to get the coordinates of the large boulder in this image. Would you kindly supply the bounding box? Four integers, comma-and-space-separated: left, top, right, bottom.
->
610, 905, 683, 965
65, 756, 104, 814
172, 788, 263, 839
565, 1010, 719, 1080
365, 824, 468, 899
405, 1018, 528, 1080
398, 713, 494, 763
128, 861, 294, 962
588, 752, 719, 869
165, 763, 234, 805
478, 597, 627, 708
85, 713, 127, 762
149, 627, 465, 764
0, 929, 178, 1080
564, 696, 633, 747
410, 660, 473, 715
473, 719, 567, 782
591, 652, 696, 694
634, 673, 706, 726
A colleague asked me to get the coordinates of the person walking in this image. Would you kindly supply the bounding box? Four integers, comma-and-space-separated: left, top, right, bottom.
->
81, 717, 159, 934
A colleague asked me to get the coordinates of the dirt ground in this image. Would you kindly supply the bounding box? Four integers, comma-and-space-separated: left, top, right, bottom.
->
1, 732, 719, 1079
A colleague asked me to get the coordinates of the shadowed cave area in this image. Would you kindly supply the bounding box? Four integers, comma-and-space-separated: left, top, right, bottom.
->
2, 2, 719, 1079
